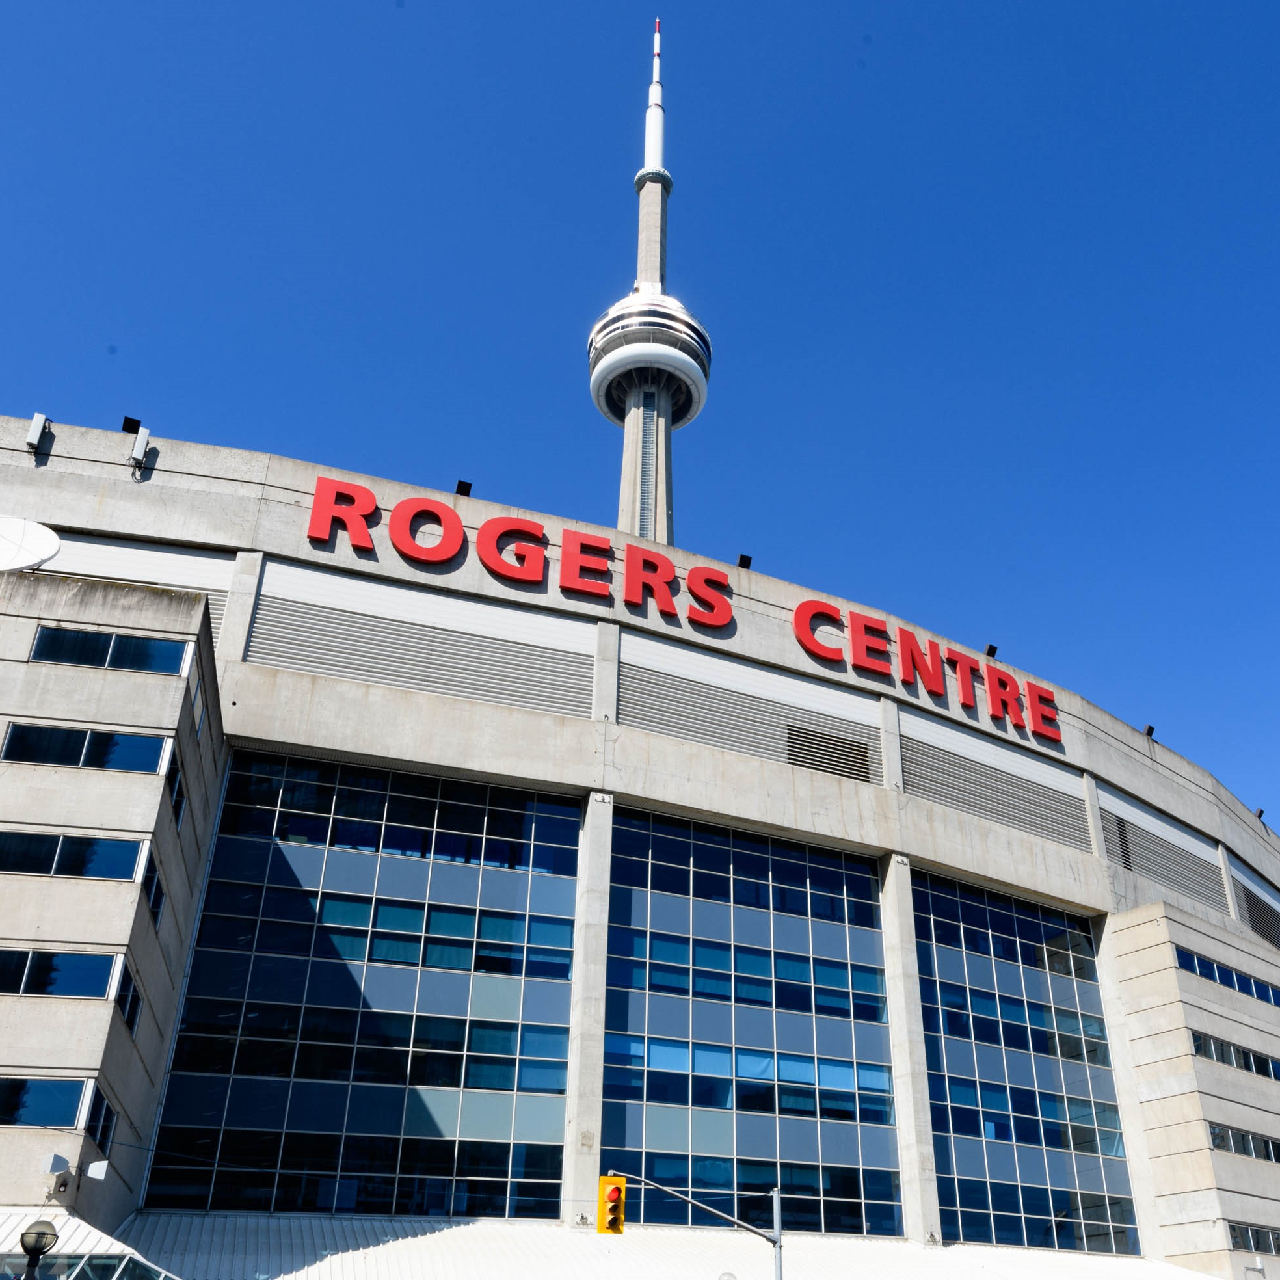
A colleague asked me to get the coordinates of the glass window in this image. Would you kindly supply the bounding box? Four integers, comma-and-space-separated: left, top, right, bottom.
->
148, 748, 574, 1222
87, 1085, 117, 1154
82, 731, 165, 773
31, 627, 113, 666
167, 755, 187, 830
2, 724, 86, 766
914, 869, 1138, 1254
56, 837, 141, 879
0, 1078, 84, 1126
23, 951, 115, 997
603, 805, 894, 1235
31, 625, 187, 674
107, 634, 187, 674
0, 832, 59, 874
143, 852, 166, 926
116, 964, 142, 1034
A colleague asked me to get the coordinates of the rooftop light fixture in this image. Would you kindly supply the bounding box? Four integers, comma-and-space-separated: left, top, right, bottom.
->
737, 554, 752, 570
25, 413, 48, 452
455, 481, 472, 497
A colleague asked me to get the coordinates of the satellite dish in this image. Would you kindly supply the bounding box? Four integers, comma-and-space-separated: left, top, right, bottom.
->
0, 518, 61, 572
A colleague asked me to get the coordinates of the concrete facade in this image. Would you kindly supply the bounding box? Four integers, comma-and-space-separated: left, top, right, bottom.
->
1, 412, 1278, 1278
0, 567, 227, 1229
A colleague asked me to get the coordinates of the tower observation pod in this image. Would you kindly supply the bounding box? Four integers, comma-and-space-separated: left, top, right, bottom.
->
587, 19, 712, 545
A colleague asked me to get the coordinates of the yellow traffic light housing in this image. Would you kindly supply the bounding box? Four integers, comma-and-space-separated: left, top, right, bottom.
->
598, 1175, 626, 1233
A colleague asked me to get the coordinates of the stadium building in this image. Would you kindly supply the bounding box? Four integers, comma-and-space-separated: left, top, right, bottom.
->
1, 23, 1277, 1280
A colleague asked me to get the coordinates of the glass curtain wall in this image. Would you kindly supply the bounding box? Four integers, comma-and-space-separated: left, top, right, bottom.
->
913, 870, 1139, 1253
602, 807, 900, 1235
146, 750, 581, 1219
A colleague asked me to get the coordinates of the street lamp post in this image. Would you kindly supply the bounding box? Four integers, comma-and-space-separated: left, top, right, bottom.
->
18, 1220, 58, 1280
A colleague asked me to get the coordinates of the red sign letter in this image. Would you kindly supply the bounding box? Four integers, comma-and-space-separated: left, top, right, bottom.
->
388, 497, 465, 564
984, 664, 1026, 728
848, 611, 892, 676
477, 517, 546, 583
686, 566, 733, 629
945, 648, 981, 709
793, 600, 845, 663
308, 477, 377, 551
623, 544, 679, 617
560, 530, 613, 598
897, 627, 945, 696
1026, 681, 1062, 742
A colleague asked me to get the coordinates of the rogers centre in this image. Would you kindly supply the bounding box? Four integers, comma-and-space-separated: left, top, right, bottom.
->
0, 24, 1277, 1280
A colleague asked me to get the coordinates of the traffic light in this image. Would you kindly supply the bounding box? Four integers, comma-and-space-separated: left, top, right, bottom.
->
597, 1175, 626, 1233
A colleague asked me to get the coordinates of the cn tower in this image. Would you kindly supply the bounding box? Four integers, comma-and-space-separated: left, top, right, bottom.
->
587, 20, 712, 546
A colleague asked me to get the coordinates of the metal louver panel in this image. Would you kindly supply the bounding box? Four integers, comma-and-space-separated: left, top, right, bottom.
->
900, 737, 1091, 851
1228, 854, 1280, 951
202, 591, 227, 642
247, 595, 593, 718
1096, 781, 1227, 912
617, 663, 883, 784
1099, 810, 1228, 912
1236, 884, 1280, 952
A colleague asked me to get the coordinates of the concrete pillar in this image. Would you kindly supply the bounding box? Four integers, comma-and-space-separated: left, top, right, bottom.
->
1217, 842, 1240, 920
592, 623, 620, 724
880, 852, 941, 1244
879, 697, 904, 794
214, 550, 263, 663
561, 790, 614, 1227
1091, 911, 1168, 1260
1082, 773, 1108, 861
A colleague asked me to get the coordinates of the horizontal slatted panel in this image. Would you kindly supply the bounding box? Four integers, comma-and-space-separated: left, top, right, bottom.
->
1228, 853, 1280, 951
1236, 883, 1280, 952
1100, 809, 1228, 912
246, 595, 593, 718
617, 663, 883, 784
204, 590, 226, 642
900, 736, 1091, 851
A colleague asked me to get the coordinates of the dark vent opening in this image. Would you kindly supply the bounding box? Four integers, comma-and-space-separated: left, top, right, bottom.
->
786, 724, 873, 783
1237, 882, 1280, 952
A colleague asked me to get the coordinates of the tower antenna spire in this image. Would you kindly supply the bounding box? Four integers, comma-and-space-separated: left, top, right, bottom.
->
587, 20, 712, 545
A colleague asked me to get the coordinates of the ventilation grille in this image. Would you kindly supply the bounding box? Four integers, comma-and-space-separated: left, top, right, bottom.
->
1100, 809, 1228, 912
204, 591, 227, 643
786, 724, 873, 782
901, 736, 1091, 851
618, 664, 882, 784
1236, 883, 1280, 952
246, 595, 593, 718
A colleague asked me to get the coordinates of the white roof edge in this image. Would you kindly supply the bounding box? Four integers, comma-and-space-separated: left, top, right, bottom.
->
118, 1212, 1202, 1280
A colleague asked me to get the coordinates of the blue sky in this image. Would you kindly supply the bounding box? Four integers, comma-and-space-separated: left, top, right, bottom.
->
3, 2, 1277, 817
